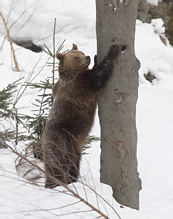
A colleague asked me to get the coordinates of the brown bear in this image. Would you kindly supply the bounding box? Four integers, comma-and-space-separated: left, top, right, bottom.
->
42, 43, 123, 188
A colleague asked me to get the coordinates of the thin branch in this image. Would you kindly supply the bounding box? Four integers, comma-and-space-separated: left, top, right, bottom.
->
8, 10, 26, 31
0, 12, 20, 71
15, 108, 18, 145
52, 18, 56, 87
11, 3, 38, 38
13, 55, 51, 108
51, 18, 57, 105
43, 44, 54, 57
56, 39, 66, 53
5, 142, 111, 219
78, 180, 121, 219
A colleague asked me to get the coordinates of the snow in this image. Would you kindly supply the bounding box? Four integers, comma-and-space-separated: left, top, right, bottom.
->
135, 20, 173, 89
0, 0, 173, 218
146, 0, 159, 6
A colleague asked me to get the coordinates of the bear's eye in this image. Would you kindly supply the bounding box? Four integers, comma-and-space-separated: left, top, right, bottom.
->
75, 57, 79, 59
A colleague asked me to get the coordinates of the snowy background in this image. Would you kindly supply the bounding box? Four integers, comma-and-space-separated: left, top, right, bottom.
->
0, 0, 173, 218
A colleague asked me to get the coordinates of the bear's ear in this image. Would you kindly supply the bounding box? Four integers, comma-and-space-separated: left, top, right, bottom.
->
56, 53, 64, 61
72, 43, 78, 50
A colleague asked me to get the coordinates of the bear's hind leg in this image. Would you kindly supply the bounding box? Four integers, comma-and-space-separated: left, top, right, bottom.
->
45, 152, 71, 188
68, 153, 81, 184
45, 164, 67, 188
45, 176, 58, 189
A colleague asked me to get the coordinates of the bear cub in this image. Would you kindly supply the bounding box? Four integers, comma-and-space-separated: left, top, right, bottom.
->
42, 43, 124, 188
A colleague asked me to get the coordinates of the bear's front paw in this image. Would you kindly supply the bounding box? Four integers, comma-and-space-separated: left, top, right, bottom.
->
108, 44, 126, 59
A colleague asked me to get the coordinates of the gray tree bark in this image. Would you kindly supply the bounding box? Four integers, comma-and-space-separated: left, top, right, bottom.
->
96, 0, 142, 210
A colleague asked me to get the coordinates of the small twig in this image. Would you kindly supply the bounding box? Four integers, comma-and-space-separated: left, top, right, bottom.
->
37, 88, 46, 141
8, 10, 26, 31
52, 18, 56, 87
43, 44, 54, 57
11, 3, 38, 38
56, 39, 66, 53
13, 56, 51, 108
0, 12, 20, 71
15, 108, 18, 145
5, 142, 110, 219
78, 180, 121, 219
51, 18, 56, 105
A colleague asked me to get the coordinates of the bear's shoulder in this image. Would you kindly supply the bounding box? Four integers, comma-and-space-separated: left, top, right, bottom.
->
52, 78, 66, 97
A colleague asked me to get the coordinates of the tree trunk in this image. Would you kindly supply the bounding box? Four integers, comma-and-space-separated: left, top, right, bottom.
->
96, 0, 141, 210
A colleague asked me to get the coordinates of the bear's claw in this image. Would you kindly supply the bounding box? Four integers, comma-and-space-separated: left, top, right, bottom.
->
108, 44, 126, 59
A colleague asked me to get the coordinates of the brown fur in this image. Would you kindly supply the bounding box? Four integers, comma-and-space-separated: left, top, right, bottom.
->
42, 43, 123, 188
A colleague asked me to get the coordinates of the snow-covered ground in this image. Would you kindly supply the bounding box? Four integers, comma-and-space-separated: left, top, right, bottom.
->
0, 0, 173, 218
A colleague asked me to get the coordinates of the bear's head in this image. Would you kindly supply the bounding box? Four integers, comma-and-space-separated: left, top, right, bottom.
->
56, 44, 91, 81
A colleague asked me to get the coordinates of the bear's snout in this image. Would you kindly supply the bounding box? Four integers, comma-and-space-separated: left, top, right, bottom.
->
85, 56, 91, 65
85, 56, 90, 60
80, 56, 90, 68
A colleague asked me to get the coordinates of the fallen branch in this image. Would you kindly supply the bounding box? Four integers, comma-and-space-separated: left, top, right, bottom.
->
5, 141, 120, 219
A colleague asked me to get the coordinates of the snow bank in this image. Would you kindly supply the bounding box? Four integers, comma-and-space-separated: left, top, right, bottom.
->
146, 0, 159, 6
135, 19, 173, 89
1, 0, 96, 57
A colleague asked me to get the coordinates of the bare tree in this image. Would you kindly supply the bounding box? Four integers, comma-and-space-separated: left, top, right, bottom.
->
96, 0, 141, 210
